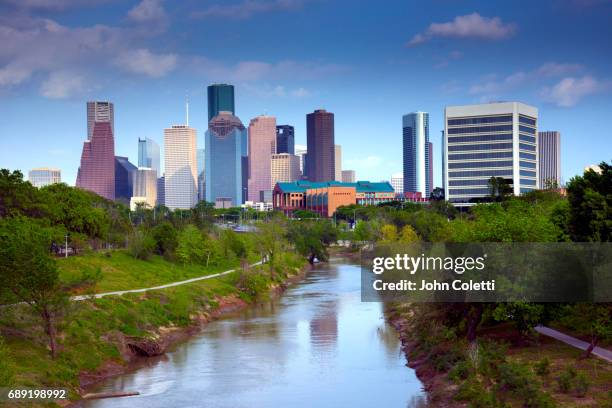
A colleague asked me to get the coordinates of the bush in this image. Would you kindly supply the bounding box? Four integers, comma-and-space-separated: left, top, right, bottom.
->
534, 357, 550, 377
557, 366, 576, 393
448, 360, 471, 382
573, 372, 589, 397
237, 269, 269, 299
151, 222, 178, 256
128, 230, 155, 260
176, 225, 205, 264
498, 362, 533, 392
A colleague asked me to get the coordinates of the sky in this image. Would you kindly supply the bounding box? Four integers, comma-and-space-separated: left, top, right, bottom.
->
1, 0, 611, 187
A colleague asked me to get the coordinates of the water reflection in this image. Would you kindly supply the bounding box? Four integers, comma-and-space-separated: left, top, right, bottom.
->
82, 258, 424, 408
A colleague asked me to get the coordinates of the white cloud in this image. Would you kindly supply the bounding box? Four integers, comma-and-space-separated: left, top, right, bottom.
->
540, 76, 607, 107
128, 0, 166, 22
191, 57, 345, 82
291, 87, 311, 98
40, 71, 84, 98
114, 48, 177, 77
408, 13, 516, 46
192, 0, 303, 19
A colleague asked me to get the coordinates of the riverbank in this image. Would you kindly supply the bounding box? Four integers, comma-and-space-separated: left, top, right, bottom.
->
387, 303, 612, 408
0, 251, 307, 407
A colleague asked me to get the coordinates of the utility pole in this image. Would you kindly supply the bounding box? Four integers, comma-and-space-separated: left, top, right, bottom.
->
64, 234, 69, 258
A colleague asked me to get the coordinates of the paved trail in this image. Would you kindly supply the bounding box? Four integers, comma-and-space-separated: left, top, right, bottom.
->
71, 260, 263, 301
535, 325, 612, 363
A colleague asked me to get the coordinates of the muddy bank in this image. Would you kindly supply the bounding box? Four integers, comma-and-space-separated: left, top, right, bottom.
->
71, 264, 310, 405
388, 313, 465, 408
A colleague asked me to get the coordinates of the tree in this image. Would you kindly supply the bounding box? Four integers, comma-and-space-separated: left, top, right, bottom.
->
176, 225, 205, 264
429, 187, 445, 201
380, 224, 398, 242
488, 177, 513, 202
255, 218, 288, 267
287, 220, 338, 264
0, 217, 68, 358
560, 303, 612, 358
399, 225, 419, 243
566, 161, 611, 242
128, 229, 156, 260
151, 221, 178, 256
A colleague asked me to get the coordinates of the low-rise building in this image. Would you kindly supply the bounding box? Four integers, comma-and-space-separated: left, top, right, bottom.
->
273, 180, 395, 217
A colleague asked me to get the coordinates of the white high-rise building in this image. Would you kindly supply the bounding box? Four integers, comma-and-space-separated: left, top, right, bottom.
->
164, 125, 197, 210
390, 172, 403, 194
403, 112, 432, 196
271, 153, 302, 188
130, 167, 157, 210
335, 145, 342, 181
28, 167, 61, 187
295, 144, 307, 174
444, 102, 538, 205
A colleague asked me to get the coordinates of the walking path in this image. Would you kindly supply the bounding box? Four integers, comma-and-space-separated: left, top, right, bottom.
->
535, 325, 612, 363
71, 260, 264, 301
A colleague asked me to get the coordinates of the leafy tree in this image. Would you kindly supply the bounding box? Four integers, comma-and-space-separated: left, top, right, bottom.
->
559, 303, 612, 358
151, 221, 178, 256
380, 224, 398, 242
429, 187, 445, 201
176, 225, 206, 264
399, 225, 419, 243
488, 176, 513, 202
0, 217, 68, 358
220, 229, 247, 259
255, 219, 288, 267
0, 169, 47, 218
292, 209, 320, 219
287, 220, 338, 264
566, 161, 611, 242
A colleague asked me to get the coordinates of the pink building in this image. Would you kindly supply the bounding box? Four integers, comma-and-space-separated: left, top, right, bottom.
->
247, 115, 276, 202
76, 121, 115, 200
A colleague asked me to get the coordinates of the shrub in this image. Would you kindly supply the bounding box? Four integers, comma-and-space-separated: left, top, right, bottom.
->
176, 225, 205, 264
448, 360, 471, 382
498, 362, 533, 392
557, 366, 576, 393
534, 357, 550, 377
151, 222, 178, 256
237, 269, 269, 299
128, 230, 155, 260
573, 372, 589, 397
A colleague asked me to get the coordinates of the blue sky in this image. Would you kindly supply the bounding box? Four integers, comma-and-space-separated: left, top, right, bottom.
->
1, 0, 611, 187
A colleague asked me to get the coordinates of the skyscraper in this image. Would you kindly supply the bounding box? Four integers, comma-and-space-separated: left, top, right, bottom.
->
115, 156, 137, 202
197, 148, 206, 202
87, 101, 113, 141
76, 101, 115, 200
205, 111, 248, 206
443, 102, 539, 205
130, 167, 157, 210
334, 145, 342, 181
138, 138, 160, 177
295, 144, 307, 174
341, 170, 356, 183
248, 115, 277, 202
538, 131, 561, 188
402, 112, 432, 196
28, 168, 61, 188
390, 172, 404, 194
207, 84, 235, 122
271, 153, 301, 188
276, 125, 295, 154
164, 125, 198, 210
306, 109, 335, 182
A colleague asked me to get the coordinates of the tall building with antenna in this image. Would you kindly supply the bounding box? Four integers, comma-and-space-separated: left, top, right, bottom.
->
163, 99, 197, 209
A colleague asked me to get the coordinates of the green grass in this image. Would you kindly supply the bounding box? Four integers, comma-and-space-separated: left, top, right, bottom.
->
0, 250, 306, 406
58, 250, 243, 293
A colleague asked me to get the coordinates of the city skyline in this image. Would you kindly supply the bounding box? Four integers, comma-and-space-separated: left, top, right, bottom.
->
1, 1, 611, 187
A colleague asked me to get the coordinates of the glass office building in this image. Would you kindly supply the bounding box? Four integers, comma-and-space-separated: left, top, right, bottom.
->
138, 138, 160, 177
205, 111, 248, 206
403, 112, 432, 197
444, 102, 539, 205
207, 84, 235, 122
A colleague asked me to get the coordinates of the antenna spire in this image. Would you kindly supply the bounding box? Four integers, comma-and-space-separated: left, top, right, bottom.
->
185, 92, 189, 127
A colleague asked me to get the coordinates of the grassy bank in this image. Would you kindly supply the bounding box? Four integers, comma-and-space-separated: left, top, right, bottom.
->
388, 304, 612, 408
58, 250, 250, 294
0, 250, 306, 406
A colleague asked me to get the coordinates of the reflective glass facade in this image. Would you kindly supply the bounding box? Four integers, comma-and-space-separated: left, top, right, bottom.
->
402, 112, 432, 196
207, 84, 235, 122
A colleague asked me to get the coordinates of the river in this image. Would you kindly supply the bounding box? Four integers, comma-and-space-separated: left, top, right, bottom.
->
82, 258, 425, 408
